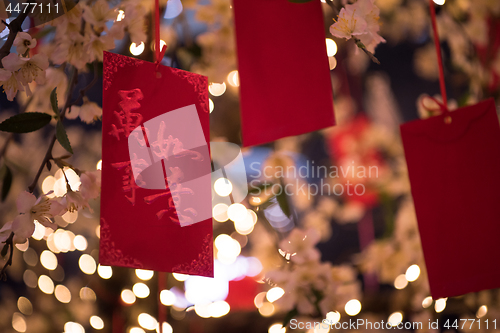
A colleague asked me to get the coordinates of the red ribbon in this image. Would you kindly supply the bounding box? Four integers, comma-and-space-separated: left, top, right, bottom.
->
154, 0, 167, 70
420, 95, 449, 115
428, 0, 448, 112
154, 0, 168, 329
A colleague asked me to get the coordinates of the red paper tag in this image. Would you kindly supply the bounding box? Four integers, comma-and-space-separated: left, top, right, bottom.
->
100, 51, 213, 277
400, 99, 500, 298
233, 0, 335, 147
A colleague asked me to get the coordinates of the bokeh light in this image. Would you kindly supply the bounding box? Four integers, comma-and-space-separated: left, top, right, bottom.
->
388, 312, 403, 326
38, 275, 54, 294
130, 42, 145, 56
394, 274, 408, 289
135, 269, 154, 281
345, 299, 361, 316
138, 313, 157, 330
422, 296, 433, 308
121, 289, 136, 305
12, 313, 26, 333
227, 70, 239, 87
40, 250, 57, 270
54, 284, 71, 303
213, 203, 229, 222
133, 283, 150, 298
208, 82, 226, 96
435, 298, 447, 313
214, 177, 233, 197
266, 287, 285, 303
90, 316, 104, 330
405, 264, 420, 282
97, 265, 113, 279
79, 254, 96, 275
268, 323, 286, 333
160, 290, 176, 306
325, 38, 337, 56
73, 235, 88, 251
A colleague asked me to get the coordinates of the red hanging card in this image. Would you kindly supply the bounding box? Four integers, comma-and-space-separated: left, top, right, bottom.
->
233, 0, 335, 147
400, 99, 500, 298
100, 51, 213, 277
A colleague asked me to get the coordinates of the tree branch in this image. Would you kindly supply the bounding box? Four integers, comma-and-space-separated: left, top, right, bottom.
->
325, 0, 381, 65
0, 232, 14, 281
27, 68, 78, 193
70, 62, 99, 106
325, 0, 340, 16
0, 12, 29, 66
352, 36, 381, 65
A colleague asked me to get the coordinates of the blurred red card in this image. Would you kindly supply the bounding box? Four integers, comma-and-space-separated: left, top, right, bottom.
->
233, 0, 335, 147
100, 51, 213, 277
400, 99, 500, 298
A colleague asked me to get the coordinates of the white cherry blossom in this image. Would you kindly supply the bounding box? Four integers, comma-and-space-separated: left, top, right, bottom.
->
13, 32, 37, 55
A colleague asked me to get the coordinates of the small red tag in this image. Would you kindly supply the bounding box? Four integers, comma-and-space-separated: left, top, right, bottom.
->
401, 99, 500, 297
100, 51, 213, 277
233, 0, 335, 147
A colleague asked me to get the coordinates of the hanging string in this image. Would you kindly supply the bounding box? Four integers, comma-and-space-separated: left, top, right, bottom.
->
154, 0, 168, 329
428, 0, 448, 110
154, 0, 167, 70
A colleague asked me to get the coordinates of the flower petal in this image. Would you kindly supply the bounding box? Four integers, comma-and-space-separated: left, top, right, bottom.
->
16, 191, 37, 213
0, 68, 12, 81
36, 217, 57, 231
1, 52, 24, 72
48, 198, 67, 217
31, 54, 49, 70
13, 32, 32, 46
0, 221, 13, 243
12, 214, 35, 239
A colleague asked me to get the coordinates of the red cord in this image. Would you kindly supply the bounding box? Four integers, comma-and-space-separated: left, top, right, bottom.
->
428, 0, 448, 110
154, 0, 167, 69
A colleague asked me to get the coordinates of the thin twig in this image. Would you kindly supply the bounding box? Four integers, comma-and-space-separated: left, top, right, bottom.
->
325, 0, 340, 16
0, 12, 29, 65
70, 62, 99, 106
352, 36, 381, 65
0, 232, 14, 280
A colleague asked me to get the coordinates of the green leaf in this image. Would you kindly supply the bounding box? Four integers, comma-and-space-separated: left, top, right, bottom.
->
0, 112, 52, 133
282, 308, 298, 327
56, 121, 73, 154
276, 179, 291, 217
288, 0, 313, 2
50, 88, 60, 118
1, 165, 12, 202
